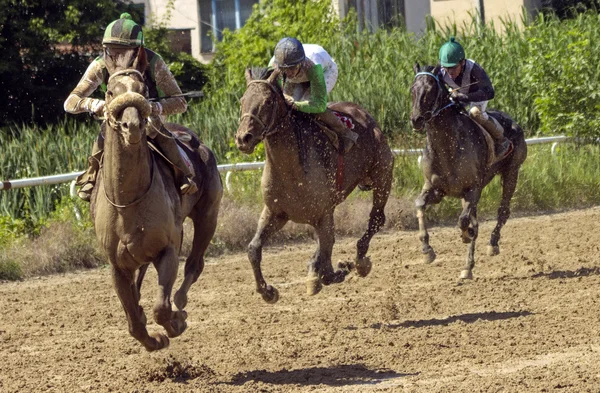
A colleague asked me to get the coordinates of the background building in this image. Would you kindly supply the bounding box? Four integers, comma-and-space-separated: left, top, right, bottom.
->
132, 0, 545, 63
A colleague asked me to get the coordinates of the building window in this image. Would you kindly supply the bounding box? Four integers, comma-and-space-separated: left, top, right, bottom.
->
167, 28, 193, 55
345, 0, 405, 31
199, 0, 259, 53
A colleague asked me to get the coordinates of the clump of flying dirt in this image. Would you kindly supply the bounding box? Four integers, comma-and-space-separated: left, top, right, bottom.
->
144, 355, 216, 382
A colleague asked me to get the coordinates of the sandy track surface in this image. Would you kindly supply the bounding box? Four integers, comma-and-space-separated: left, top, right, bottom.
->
2, 207, 600, 392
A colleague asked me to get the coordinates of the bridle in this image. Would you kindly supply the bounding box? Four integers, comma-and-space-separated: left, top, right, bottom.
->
413, 71, 455, 123
105, 68, 147, 129
239, 80, 290, 139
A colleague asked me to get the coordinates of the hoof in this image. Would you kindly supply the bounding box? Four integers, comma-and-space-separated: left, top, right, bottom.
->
487, 245, 500, 256
261, 285, 280, 304
355, 256, 372, 277
459, 269, 473, 280
165, 311, 188, 338
423, 248, 436, 264
173, 290, 187, 310
146, 332, 170, 352
306, 275, 323, 296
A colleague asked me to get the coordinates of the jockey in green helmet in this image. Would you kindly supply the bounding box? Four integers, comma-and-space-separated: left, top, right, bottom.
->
269, 37, 358, 153
64, 13, 197, 201
438, 37, 511, 159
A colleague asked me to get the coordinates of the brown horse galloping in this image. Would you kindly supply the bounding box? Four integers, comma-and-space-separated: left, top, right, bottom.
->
410, 63, 527, 280
91, 51, 222, 351
235, 68, 394, 302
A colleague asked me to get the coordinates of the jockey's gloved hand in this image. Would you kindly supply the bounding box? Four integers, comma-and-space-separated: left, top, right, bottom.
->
283, 94, 295, 108
450, 91, 469, 103
87, 99, 105, 117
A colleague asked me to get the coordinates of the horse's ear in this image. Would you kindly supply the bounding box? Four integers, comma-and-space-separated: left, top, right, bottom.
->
413, 62, 420, 74
245, 68, 253, 85
433, 64, 441, 75
267, 68, 280, 84
132, 47, 148, 74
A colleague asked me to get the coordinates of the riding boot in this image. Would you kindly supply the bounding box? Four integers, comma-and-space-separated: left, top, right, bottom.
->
152, 127, 198, 195
315, 109, 359, 153
469, 107, 510, 158
76, 132, 104, 202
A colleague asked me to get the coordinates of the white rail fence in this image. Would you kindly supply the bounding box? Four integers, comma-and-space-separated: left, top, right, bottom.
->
0, 136, 571, 194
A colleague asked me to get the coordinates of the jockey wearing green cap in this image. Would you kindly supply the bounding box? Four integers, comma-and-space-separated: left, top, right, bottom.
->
64, 13, 197, 201
268, 37, 358, 153
438, 37, 510, 158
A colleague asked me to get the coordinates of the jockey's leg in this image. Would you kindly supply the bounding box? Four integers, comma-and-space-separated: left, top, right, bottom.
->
315, 109, 359, 153
151, 127, 198, 195
469, 106, 510, 158
76, 124, 105, 202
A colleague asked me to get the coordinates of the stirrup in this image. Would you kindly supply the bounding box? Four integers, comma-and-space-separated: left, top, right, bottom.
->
77, 183, 94, 202
180, 177, 198, 195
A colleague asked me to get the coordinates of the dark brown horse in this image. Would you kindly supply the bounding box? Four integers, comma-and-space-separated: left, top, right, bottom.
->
235, 68, 394, 302
410, 63, 527, 280
91, 50, 222, 351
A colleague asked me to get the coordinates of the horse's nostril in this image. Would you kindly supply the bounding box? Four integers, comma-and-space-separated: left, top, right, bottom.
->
242, 133, 253, 145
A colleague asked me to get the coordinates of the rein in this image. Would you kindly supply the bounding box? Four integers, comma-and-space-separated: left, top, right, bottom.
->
239, 80, 290, 139
414, 71, 456, 122
103, 154, 156, 209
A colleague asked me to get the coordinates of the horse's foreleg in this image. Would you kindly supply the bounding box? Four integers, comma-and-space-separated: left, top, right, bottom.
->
355, 162, 392, 277
153, 246, 187, 338
112, 266, 169, 351
488, 168, 519, 256
308, 212, 347, 296
174, 199, 220, 310
416, 186, 443, 264
459, 190, 481, 280
248, 206, 288, 303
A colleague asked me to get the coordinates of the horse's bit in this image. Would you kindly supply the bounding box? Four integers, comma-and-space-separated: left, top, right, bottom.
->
239, 80, 289, 139
414, 71, 455, 122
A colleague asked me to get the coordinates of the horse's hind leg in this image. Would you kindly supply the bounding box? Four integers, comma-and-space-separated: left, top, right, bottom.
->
111, 266, 169, 351
308, 212, 348, 295
416, 184, 444, 264
355, 162, 392, 277
153, 246, 188, 338
174, 197, 221, 310
248, 206, 288, 303
458, 189, 481, 280
488, 167, 519, 256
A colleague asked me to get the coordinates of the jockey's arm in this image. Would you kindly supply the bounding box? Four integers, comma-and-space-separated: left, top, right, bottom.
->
293, 64, 327, 113
64, 60, 105, 115
465, 63, 495, 103
151, 57, 188, 116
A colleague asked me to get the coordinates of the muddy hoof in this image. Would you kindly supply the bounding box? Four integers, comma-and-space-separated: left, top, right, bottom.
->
261, 285, 280, 304
173, 290, 187, 310
423, 248, 436, 264
459, 269, 473, 280
146, 332, 170, 352
487, 245, 500, 256
355, 256, 372, 277
306, 275, 322, 296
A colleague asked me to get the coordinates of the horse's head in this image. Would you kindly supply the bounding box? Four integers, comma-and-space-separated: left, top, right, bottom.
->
410, 62, 445, 132
104, 47, 152, 146
235, 67, 285, 154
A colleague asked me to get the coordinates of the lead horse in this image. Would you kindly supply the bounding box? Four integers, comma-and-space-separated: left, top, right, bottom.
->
91, 50, 222, 351
410, 63, 527, 280
236, 68, 394, 302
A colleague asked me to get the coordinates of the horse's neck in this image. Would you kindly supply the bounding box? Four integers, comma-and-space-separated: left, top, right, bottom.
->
263, 115, 307, 179
103, 128, 152, 205
426, 110, 462, 162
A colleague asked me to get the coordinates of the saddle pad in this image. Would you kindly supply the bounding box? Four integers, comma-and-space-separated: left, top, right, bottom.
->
333, 111, 356, 130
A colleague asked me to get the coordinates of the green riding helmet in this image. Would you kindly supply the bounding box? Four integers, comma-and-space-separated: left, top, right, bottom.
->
439, 37, 465, 68
273, 37, 305, 68
102, 13, 144, 47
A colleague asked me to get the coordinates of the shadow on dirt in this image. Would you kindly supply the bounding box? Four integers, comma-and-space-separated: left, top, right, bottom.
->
532, 266, 600, 280
225, 364, 417, 387
345, 310, 533, 330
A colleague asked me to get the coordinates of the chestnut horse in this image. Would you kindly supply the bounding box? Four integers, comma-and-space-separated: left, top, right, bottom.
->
235, 68, 394, 302
91, 50, 222, 350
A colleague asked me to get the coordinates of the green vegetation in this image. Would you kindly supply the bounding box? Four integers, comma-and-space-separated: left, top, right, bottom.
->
2, 3, 600, 279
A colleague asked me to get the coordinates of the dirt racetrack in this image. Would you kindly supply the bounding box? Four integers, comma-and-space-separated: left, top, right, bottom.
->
2, 207, 600, 392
